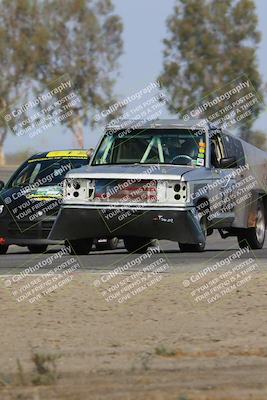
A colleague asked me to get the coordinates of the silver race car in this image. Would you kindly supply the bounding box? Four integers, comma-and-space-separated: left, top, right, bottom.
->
50, 120, 267, 254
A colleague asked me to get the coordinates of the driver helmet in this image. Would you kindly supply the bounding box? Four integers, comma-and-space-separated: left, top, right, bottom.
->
180, 138, 199, 159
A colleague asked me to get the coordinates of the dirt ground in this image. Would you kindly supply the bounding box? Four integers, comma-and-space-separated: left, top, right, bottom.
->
1, 270, 267, 400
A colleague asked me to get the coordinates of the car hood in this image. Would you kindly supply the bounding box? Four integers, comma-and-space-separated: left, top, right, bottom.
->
0, 185, 62, 220
1, 185, 62, 203
66, 164, 195, 181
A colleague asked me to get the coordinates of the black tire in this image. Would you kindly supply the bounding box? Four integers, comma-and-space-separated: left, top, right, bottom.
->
68, 239, 93, 255
179, 216, 207, 253
108, 237, 119, 250
0, 245, 8, 255
28, 245, 48, 254
237, 200, 266, 249
95, 237, 119, 251
124, 237, 151, 254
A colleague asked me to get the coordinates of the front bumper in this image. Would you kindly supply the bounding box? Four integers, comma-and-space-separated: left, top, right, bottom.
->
0, 216, 62, 246
49, 205, 205, 244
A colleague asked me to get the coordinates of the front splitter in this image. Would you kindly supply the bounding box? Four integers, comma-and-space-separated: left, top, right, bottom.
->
49, 205, 204, 244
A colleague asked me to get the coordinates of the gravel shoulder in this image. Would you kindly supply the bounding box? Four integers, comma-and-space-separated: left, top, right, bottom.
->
1, 270, 267, 399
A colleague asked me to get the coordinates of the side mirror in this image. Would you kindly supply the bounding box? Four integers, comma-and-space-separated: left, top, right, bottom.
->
220, 157, 237, 169
0, 180, 5, 191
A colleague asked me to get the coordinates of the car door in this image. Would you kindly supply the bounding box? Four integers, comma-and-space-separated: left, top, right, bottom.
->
210, 131, 237, 227
221, 133, 250, 228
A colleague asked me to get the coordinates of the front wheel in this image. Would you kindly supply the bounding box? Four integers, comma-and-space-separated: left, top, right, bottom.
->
108, 237, 119, 250
0, 245, 8, 255
124, 237, 151, 254
95, 237, 119, 251
67, 239, 93, 255
237, 201, 266, 249
28, 245, 48, 254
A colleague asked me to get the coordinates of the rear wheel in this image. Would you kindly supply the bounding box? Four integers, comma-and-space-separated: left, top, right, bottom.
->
68, 239, 93, 255
238, 200, 266, 249
107, 237, 119, 250
179, 216, 207, 253
95, 237, 119, 251
124, 237, 151, 254
28, 245, 48, 254
0, 245, 8, 254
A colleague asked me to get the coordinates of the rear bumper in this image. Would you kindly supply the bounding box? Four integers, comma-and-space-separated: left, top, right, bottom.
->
49, 205, 205, 244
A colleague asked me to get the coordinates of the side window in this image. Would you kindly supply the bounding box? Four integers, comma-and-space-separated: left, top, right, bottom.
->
29, 163, 41, 184
222, 135, 245, 166
10, 163, 34, 187
210, 134, 226, 168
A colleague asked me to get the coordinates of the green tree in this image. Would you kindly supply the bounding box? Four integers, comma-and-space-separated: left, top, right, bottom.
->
0, 0, 123, 165
159, 0, 265, 145
0, 0, 39, 165
37, 0, 123, 147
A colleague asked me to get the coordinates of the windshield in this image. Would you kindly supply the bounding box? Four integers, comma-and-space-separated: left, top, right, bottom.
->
8, 158, 88, 188
92, 129, 206, 166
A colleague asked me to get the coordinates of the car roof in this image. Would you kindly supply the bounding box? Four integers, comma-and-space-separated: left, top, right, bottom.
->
106, 119, 207, 131
28, 149, 89, 162
105, 119, 240, 141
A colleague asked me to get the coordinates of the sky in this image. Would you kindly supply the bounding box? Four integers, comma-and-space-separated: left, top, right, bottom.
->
4, 0, 267, 154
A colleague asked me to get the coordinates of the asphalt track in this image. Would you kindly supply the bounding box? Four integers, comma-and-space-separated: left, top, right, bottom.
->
0, 233, 266, 274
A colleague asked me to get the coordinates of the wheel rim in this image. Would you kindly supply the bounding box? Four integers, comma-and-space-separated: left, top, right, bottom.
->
256, 206, 265, 243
